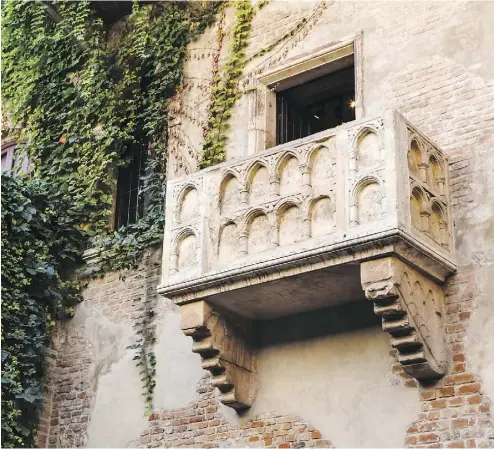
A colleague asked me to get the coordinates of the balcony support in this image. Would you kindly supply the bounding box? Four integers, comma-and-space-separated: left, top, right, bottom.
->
361, 256, 449, 381
180, 301, 257, 410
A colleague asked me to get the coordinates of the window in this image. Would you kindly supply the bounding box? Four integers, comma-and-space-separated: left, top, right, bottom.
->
252, 37, 362, 152
114, 143, 148, 229
276, 64, 355, 145
1, 142, 30, 174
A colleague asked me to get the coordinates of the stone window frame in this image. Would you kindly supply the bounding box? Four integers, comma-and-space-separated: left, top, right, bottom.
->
246, 33, 364, 155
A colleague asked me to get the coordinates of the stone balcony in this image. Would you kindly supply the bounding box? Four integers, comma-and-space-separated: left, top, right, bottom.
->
158, 110, 457, 409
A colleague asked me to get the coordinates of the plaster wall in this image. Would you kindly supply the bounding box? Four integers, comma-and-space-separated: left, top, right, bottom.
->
243, 303, 421, 447
54, 285, 421, 448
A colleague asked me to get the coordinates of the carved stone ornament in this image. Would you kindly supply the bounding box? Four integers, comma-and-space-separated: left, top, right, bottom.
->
361, 256, 449, 380
180, 301, 257, 409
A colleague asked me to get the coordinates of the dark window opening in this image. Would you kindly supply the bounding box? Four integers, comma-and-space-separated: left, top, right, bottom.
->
114, 143, 148, 229
276, 62, 356, 145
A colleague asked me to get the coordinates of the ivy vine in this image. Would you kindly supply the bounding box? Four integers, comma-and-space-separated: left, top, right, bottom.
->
1, 0, 324, 444
1, 0, 220, 445
199, 0, 324, 168
1, 174, 85, 448
200, 0, 258, 168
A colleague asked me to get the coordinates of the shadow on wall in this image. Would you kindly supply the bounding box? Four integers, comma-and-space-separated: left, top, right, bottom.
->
259, 299, 380, 346
230, 300, 421, 448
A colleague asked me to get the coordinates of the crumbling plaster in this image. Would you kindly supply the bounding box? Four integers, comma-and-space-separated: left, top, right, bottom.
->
460, 138, 494, 414
68, 301, 205, 448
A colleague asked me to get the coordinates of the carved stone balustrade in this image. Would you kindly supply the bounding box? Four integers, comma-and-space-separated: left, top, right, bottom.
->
158, 110, 457, 409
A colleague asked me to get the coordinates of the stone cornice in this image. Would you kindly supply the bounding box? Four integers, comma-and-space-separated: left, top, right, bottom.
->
158, 227, 456, 304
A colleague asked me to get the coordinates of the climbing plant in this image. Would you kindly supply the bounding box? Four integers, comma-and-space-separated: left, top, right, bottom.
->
200, 0, 257, 168
199, 0, 325, 168
1, 0, 325, 443
1, 0, 221, 445
1, 174, 85, 448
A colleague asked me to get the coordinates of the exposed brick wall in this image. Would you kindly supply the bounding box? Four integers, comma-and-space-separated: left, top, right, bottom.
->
42, 247, 162, 448
401, 268, 494, 449
386, 22, 494, 449
141, 377, 332, 449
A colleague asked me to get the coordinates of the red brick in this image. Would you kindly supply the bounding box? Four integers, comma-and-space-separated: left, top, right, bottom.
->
452, 418, 469, 429
447, 396, 464, 407
446, 304, 461, 313
453, 363, 466, 373
446, 442, 465, 448
249, 436, 259, 442
420, 390, 436, 401
311, 430, 322, 439
452, 373, 474, 384
452, 353, 465, 363
418, 422, 437, 432
437, 386, 455, 398
209, 419, 221, 427
418, 433, 439, 443
430, 399, 447, 409
452, 343, 465, 353
457, 383, 481, 395
279, 444, 291, 448
479, 404, 490, 413
467, 394, 482, 405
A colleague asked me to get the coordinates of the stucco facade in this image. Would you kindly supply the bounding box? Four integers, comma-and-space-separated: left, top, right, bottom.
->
40, 1, 494, 448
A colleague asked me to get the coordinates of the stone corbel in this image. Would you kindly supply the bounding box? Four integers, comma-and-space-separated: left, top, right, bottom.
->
361, 257, 449, 380
180, 301, 257, 410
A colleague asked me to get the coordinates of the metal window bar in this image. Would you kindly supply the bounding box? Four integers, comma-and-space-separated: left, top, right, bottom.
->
276, 96, 312, 145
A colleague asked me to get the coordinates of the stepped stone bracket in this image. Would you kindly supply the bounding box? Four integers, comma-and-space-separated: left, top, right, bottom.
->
180, 301, 257, 410
361, 257, 449, 380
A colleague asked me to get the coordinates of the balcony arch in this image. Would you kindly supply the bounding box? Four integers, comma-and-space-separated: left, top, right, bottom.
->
246, 161, 271, 206
176, 184, 200, 224
276, 151, 302, 197
351, 176, 385, 226
353, 126, 382, 171
220, 171, 242, 216
171, 227, 199, 275
410, 184, 429, 232
309, 195, 336, 238
308, 144, 336, 191
217, 220, 239, 266
245, 208, 271, 254
275, 198, 304, 247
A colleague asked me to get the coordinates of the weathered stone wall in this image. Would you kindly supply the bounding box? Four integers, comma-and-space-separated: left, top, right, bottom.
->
42, 1, 494, 448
